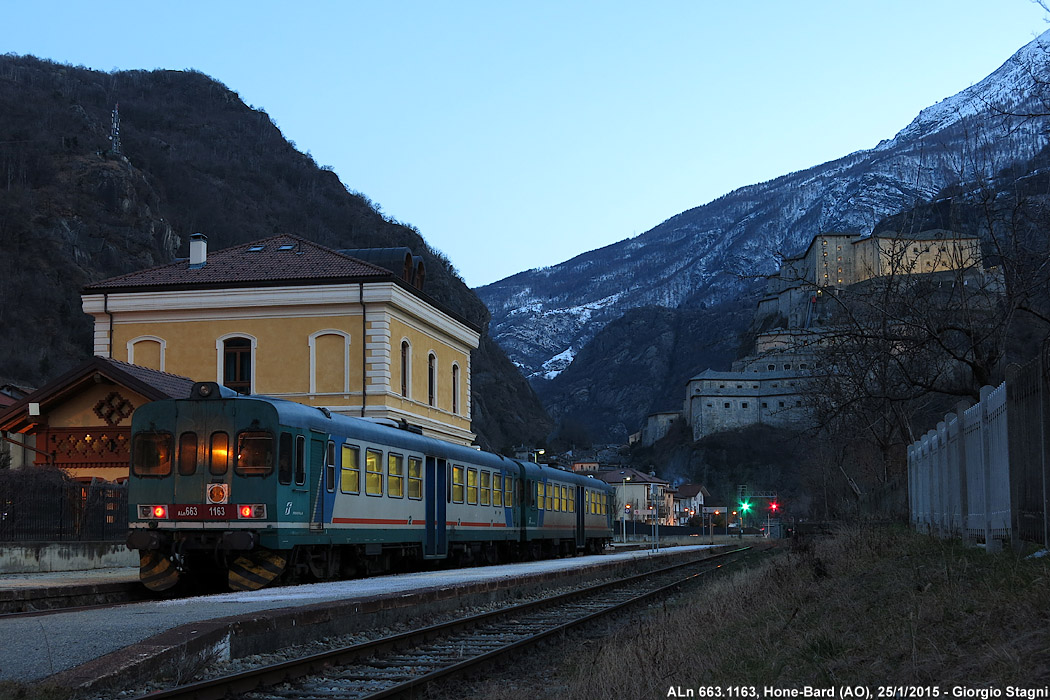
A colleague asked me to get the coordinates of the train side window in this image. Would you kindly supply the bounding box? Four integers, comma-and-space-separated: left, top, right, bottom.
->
278, 433, 293, 484
408, 456, 422, 500
561, 485, 568, 512
132, 431, 173, 477
505, 477, 513, 507
178, 432, 197, 476
568, 487, 575, 513
602, 494, 608, 515
366, 449, 383, 496
210, 432, 230, 476
452, 465, 465, 503
388, 453, 404, 498
467, 468, 478, 505
294, 436, 305, 485
553, 484, 561, 512
535, 482, 543, 510
545, 483, 553, 511
235, 431, 273, 477
325, 441, 336, 493
493, 473, 503, 507
341, 444, 360, 494
480, 471, 491, 506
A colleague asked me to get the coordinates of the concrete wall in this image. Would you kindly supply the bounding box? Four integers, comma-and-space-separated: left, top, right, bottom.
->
0, 542, 137, 574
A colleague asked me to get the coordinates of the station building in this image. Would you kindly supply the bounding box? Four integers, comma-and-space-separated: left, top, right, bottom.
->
80, 234, 481, 447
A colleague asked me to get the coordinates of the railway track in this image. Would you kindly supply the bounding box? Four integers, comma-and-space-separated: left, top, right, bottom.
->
129, 546, 757, 700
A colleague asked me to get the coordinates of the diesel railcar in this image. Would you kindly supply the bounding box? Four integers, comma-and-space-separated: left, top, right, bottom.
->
126, 382, 615, 591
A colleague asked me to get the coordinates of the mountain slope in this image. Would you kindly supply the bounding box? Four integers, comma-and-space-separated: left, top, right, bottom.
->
0, 55, 551, 451
477, 31, 1050, 385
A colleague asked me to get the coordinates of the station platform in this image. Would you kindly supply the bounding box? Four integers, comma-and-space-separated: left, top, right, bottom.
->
0, 544, 725, 693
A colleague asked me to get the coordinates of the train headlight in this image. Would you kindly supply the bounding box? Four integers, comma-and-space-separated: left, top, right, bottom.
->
138, 505, 168, 519
237, 504, 266, 519
207, 484, 229, 504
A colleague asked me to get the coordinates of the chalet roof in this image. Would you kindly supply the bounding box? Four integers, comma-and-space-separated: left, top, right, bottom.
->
83, 234, 394, 294
0, 357, 196, 433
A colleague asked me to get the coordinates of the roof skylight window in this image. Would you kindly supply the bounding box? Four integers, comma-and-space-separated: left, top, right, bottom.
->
277, 244, 295, 251
247, 245, 265, 252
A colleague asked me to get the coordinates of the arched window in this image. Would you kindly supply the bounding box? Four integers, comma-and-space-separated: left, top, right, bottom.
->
451, 363, 460, 415
400, 340, 411, 398
221, 337, 253, 394
127, 336, 166, 371
427, 353, 437, 407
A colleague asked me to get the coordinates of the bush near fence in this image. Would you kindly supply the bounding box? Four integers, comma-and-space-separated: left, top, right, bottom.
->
0, 467, 127, 542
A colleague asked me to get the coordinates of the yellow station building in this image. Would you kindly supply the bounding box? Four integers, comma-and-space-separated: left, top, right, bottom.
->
81, 234, 480, 446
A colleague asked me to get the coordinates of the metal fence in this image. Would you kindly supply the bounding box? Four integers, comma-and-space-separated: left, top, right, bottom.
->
908, 345, 1050, 547
0, 478, 127, 542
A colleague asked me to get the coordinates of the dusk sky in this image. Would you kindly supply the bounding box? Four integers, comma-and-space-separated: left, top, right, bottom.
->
2, 2, 1048, 287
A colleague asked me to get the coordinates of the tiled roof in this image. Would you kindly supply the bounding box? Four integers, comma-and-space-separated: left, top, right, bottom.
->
98, 358, 196, 399
84, 235, 394, 292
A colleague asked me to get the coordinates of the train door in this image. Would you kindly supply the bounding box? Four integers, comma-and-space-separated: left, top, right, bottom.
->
308, 435, 325, 530
424, 456, 448, 558
575, 485, 586, 549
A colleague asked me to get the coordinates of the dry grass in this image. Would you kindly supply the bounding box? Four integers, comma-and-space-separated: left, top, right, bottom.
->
453, 526, 1050, 699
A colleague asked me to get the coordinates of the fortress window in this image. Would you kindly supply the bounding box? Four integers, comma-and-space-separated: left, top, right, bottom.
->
742, 402, 748, 409
724, 402, 730, 408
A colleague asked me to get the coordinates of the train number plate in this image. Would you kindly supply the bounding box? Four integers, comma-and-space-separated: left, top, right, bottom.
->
172, 504, 232, 520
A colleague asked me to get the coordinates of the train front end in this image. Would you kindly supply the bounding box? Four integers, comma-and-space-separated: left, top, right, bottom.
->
126, 382, 286, 592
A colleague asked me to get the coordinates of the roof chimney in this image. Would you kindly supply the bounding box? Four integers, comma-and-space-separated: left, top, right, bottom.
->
189, 233, 208, 269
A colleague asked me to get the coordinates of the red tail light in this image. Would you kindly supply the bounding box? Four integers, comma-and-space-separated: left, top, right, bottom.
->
237, 504, 266, 519
138, 505, 168, 519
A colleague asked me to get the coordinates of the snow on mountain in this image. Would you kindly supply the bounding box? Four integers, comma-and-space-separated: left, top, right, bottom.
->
477, 30, 1050, 382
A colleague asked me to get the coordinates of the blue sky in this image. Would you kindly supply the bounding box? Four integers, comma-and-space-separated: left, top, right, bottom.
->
2, 2, 1047, 287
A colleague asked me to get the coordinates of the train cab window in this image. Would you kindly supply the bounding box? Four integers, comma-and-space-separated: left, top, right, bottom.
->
388, 453, 404, 498
408, 457, 422, 500
278, 433, 293, 484
325, 441, 336, 493
132, 431, 173, 477
467, 468, 478, 505
452, 465, 465, 503
294, 436, 305, 485
178, 432, 197, 476
235, 431, 273, 477
366, 449, 383, 496
480, 471, 491, 506
493, 473, 503, 507
210, 432, 230, 476
341, 444, 360, 494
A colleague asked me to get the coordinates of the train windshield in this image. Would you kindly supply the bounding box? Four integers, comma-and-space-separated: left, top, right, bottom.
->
236, 430, 274, 477
132, 431, 174, 477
